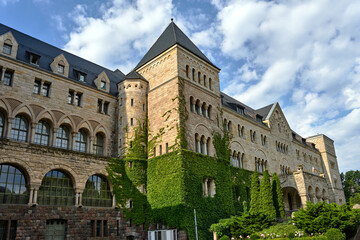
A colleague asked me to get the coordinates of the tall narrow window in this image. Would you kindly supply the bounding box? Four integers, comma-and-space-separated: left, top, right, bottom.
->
159, 145, 162, 155
34, 121, 50, 146
83, 175, 112, 207
0, 112, 4, 138
38, 170, 75, 206
57, 64, 64, 74
42, 82, 51, 97
3, 70, 13, 86
10, 115, 28, 142
166, 143, 169, 153
198, 72, 201, 83
68, 91, 74, 104
103, 102, 109, 114
100, 81, 106, 90
131, 99, 134, 106
0, 220, 17, 239
143, 104, 145, 111
75, 93, 82, 107
93, 133, 104, 155
75, 129, 87, 152
2, 43, 12, 55
56, 125, 69, 149
130, 118, 133, 126
192, 68, 195, 81
0, 164, 28, 204
204, 75, 207, 87
209, 78, 212, 90
98, 100, 103, 113
33, 79, 41, 94
186, 65, 189, 78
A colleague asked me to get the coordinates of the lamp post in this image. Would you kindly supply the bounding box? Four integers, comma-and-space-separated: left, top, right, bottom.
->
351, 185, 357, 204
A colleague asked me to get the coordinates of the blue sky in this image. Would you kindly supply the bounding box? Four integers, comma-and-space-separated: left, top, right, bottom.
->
1, 0, 359, 173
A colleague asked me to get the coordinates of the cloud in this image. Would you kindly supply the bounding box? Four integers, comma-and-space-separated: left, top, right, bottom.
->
214, 0, 360, 172
0, 0, 18, 5
64, 0, 173, 73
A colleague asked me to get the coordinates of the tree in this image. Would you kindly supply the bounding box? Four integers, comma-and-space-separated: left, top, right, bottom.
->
341, 170, 360, 202
249, 172, 260, 214
260, 170, 276, 218
272, 172, 285, 218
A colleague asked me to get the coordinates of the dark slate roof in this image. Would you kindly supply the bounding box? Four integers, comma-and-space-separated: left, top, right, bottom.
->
255, 103, 275, 120
135, 21, 219, 70
125, 70, 147, 81
0, 23, 125, 96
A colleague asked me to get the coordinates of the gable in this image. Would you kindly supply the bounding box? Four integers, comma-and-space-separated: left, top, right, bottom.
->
266, 103, 292, 139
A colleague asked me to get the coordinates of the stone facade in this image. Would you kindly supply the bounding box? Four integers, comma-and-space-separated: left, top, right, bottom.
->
0, 21, 345, 240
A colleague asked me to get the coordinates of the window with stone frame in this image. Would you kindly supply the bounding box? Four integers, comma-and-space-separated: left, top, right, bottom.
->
0, 164, 28, 204
42, 82, 51, 97
2, 43, 12, 55
57, 64, 65, 74
83, 175, 112, 207
3, 70, 13, 86
29, 53, 40, 66
56, 125, 70, 149
34, 120, 50, 146
93, 133, 104, 155
33, 79, 41, 94
38, 170, 75, 206
203, 178, 216, 197
91, 220, 108, 237
0, 112, 4, 138
75, 129, 87, 152
74, 92, 82, 107
10, 115, 28, 142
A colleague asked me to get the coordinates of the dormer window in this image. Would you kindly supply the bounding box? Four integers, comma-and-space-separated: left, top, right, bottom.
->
2, 43, 12, 55
256, 115, 263, 122
237, 106, 244, 115
57, 64, 65, 74
29, 53, 40, 66
79, 73, 86, 82
100, 81, 106, 90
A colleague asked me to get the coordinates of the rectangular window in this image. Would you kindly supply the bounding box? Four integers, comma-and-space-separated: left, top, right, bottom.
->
29, 53, 40, 66
159, 145, 162, 155
58, 64, 64, 74
166, 143, 168, 153
237, 106, 244, 115
100, 81, 106, 90
143, 104, 145, 111
130, 118, 133, 126
2, 43, 12, 55
148, 229, 178, 240
120, 98, 123, 106
42, 82, 51, 97
75, 93, 82, 107
3, 70, 13, 86
0, 220, 17, 240
91, 220, 108, 237
68, 90, 74, 104
33, 79, 41, 94
103, 102, 109, 114
131, 99, 134, 106
78, 72, 86, 82
98, 100, 103, 113
256, 115, 262, 122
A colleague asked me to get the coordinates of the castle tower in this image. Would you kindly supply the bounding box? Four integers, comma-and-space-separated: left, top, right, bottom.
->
134, 20, 222, 156
306, 134, 346, 204
117, 71, 148, 157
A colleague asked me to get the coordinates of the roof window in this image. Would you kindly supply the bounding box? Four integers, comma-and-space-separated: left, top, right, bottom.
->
29, 53, 40, 66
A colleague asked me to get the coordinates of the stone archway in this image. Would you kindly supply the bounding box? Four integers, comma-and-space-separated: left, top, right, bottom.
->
283, 187, 301, 213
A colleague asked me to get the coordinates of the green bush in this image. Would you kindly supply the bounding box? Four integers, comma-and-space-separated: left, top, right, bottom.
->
249, 233, 260, 239
230, 212, 273, 238
210, 217, 235, 238
257, 223, 302, 239
293, 201, 360, 238
325, 228, 345, 240
218, 235, 230, 240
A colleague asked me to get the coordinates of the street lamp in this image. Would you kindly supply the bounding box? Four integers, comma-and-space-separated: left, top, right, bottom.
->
351, 185, 357, 204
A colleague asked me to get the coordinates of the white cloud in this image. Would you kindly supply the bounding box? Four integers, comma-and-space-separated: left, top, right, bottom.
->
214, 0, 360, 172
64, 0, 173, 73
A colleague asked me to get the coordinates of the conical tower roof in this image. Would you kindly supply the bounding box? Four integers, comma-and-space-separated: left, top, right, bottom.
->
135, 20, 219, 70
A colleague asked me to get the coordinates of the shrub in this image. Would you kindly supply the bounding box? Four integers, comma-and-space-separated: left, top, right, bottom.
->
210, 217, 235, 238
249, 234, 260, 240
230, 212, 273, 238
325, 228, 345, 240
218, 235, 230, 240
293, 201, 360, 238
260, 170, 276, 218
257, 223, 301, 239
250, 172, 261, 214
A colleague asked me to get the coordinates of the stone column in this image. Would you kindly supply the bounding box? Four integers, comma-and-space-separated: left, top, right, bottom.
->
28, 188, 34, 205
89, 136, 94, 154
29, 123, 37, 143
71, 132, 77, 151
51, 128, 58, 147
32, 186, 39, 205
0, 68, 5, 85
204, 179, 208, 197
112, 195, 116, 208
6, 117, 13, 139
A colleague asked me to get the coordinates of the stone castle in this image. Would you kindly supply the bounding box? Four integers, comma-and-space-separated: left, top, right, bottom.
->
0, 20, 344, 239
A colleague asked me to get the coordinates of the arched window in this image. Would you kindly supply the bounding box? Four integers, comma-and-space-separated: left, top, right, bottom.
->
206, 137, 211, 156
75, 129, 87, 152
195, 100, 200, 114
198, 72, 201, 84
190, 97, 195, 113
0, 112, 4, 138
195, 134, 200, 153
83, 175, 112, 207
207, 105, 212, 119
0, 164, 28, 204
186, 65, 189, 78
56, 125, 70, 149
93, 133, 104, 155
240, 153, 244, 168
209, 78, 212, 90
34, 120, 50, 146
204, 75, 207, 87
38, 170, 75, 206
192, 68, 195, 81
201, 103, 207, 117
10, 115, 28, 142
200, 135, 207, 155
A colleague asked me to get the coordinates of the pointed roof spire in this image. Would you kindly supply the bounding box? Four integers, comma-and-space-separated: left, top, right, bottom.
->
135, 21, 219, 70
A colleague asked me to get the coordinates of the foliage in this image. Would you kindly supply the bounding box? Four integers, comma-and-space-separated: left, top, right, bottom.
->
231, 167, 253, 213
272, 172, 285, 218
212, 107, 231, 161
356, 193, 360, 203
340, 170, 360, 202
257, 222, 302, 239
210, 217, 235, 237
260, 170, 276, 219
229, 212, 274, 238
172, 77, 188, 151
325, 228, 345, 240
219, 235, 230, 240
293, 201, 360, 238
250, 172, 261, 214
148, 150, 235, 240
